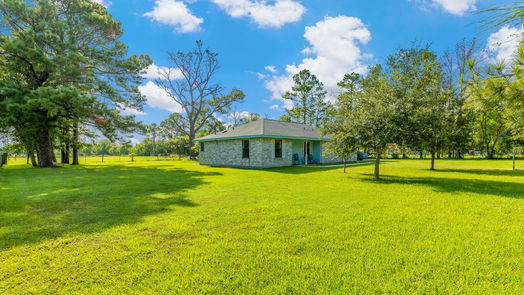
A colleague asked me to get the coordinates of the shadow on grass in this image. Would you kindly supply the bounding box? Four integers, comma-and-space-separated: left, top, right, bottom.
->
435, 169, 524, 177
361, 174, 524, 199
0, 165, 220, 250
264, 160, 379, 174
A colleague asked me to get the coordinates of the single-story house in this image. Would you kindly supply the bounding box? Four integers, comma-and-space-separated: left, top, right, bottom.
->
195, 119, 355, 168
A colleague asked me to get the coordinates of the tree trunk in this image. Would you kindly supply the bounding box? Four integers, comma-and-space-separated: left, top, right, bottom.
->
30, 153, 37, 167
419, 152, 423, 159
72, 122, 79, 165
430, 151, 436, 171
27, 153, 30, 165
36, 127, 56, 168
374, 153, 381, 181
188, 134, 196, 160
487, 147, 495, 159
343, 158, 347, 173
513, 148, 516, 171
65, 141, 70, 164
402, 153, 407, 159
61, 146, 69, 164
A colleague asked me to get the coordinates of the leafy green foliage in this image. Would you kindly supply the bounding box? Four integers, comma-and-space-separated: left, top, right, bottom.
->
0, 0, 151, 166
283, 69, 332, 127
482, 2, 524, 28
387, 46, 451, 169
324, 73, 361, 172
329, 66, 397, 180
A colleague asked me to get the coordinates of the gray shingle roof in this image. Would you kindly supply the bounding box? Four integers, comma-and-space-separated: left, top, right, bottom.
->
195, 119, 330, 142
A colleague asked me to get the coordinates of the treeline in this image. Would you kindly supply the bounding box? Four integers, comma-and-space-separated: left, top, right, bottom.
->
78, 138, 188, 157
324, 40, 524, 179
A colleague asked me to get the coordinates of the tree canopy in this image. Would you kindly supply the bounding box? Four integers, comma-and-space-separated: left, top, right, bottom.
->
0, 0, 151, 167
283, 69, 331, 127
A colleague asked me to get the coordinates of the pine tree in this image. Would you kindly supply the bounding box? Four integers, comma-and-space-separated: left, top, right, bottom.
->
0, 0, 151, 167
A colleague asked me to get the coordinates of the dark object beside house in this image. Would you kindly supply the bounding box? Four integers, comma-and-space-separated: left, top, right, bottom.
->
357, 152, 368, 161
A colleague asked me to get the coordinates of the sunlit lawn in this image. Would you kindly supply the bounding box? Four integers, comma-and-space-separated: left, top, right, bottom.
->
0, 157, 523, 294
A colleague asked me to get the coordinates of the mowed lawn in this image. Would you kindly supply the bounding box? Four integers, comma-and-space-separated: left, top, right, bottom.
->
0, 157, 523, 294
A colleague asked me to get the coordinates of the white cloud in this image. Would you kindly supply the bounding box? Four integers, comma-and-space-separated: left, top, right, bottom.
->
256, 65, 279, 80
138, 81, 183, 113
91, 0, 111, 7
487, 25, 523, 65
269, 104, 280, 110
256, 72, 268, 80
142, 64, 183, 80
264, 15, 372, 107
144, 0, 203, 33
121, 108, 145, 116
211, 0, 306, 28
411, 0, 477, 16
265, 65, 278, 73
432, 0, 477, 15
117, 104, 146, 116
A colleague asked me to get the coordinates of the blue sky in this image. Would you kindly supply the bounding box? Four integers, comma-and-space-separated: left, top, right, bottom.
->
99, 0, 518, 129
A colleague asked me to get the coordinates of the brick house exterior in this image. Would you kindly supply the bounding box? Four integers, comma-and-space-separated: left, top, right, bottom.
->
195, 119, 355, 168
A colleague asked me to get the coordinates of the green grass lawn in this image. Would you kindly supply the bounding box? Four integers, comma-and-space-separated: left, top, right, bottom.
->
0, 157, 523, 294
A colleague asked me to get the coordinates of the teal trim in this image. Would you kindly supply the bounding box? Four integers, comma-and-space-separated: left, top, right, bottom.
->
195, 135, 331, 142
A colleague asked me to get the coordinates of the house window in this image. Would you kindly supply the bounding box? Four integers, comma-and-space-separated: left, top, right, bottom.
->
242, 140, 250, 159
200, 143, 205, 152
275, 140, 282, 158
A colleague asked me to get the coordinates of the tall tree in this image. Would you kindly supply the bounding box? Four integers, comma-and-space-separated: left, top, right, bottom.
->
0, 0, 151, 167
387, 46, 450, 170
442, 39, 479, 158
147, 123, 159, 156
283, 69, 331, 127
507, 35, 524, 143
155, 40, 245, 160
331, 66, 397, 180
468, 64, 512, 159
324, 73, 361, 173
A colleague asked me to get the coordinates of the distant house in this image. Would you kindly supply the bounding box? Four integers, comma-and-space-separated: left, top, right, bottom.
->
195, 119, 354, 168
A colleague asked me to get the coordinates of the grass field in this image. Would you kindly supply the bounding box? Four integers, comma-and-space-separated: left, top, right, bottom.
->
0, 157, 523, 294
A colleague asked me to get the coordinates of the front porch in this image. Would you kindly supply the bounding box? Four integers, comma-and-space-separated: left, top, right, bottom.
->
291, 140, 321, 165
